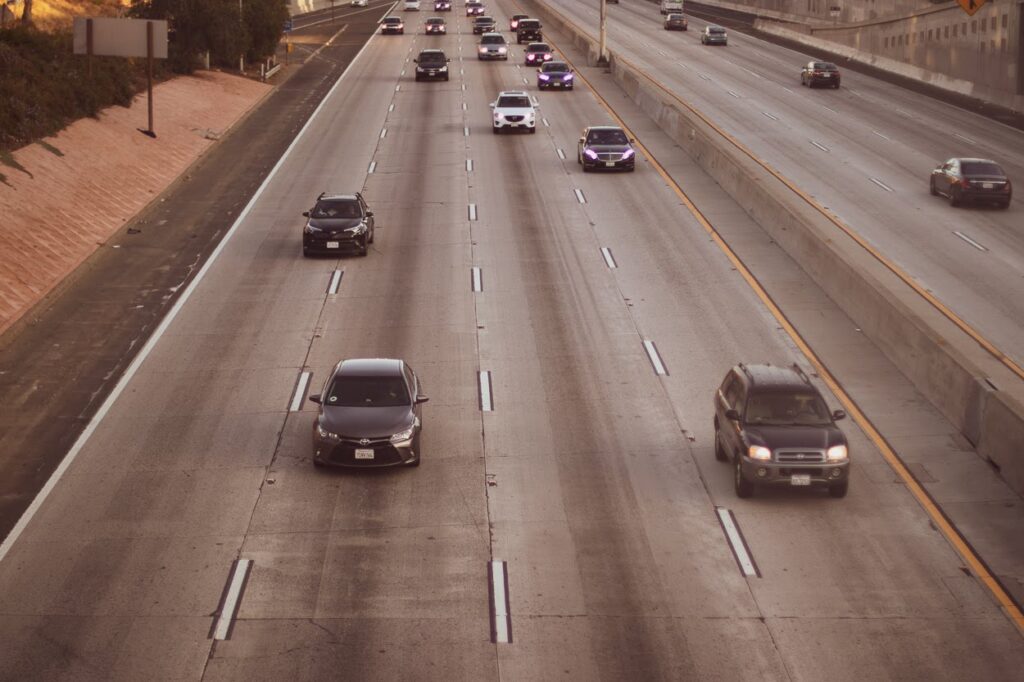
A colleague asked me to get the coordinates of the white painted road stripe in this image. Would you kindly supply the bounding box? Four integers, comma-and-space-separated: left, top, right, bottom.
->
678, 62, 690, 70
557, 148, 565, 160
327, 270, 343, 294
600, 247, 617, 269
379, 128, 387, 139
388, 103, 394, 112
478, 371, 493, 411
642, 340, 668, 376
953, 132, 977, 144
573, 188, 586, 204
869, 177, 894, 192
782, 86, 794, 93
464, 126, 470, 136
489, 560, 512, 643
871, 129, 890, 141
761, 111, 779, 121
953, 231, 989, 252
727, 90, 740, 98
395, 84, 401, 91
0, 17, 385, 565
462, 101, 467, 111
468, 203, 478, 221
522, 77, 528, 84
466, 159, 473, 172
211, 559, 253, 640
290, 371, 312, 412
462, 83, 466, 91
809, 140, 829, 152
716, 507, 760, 577
542, 117, 550, 127
698, 73, 710, 81
471, 266, 483, 292
368, 160, 377, 173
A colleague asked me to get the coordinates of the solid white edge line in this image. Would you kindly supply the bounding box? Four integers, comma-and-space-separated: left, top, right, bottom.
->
471, 266, 482, 292
573, 188, 586, 204
869, 177, 894, 192
642, 340, 667, 376
328, 269, 342, 294
479, 370, 493, 411
0, 10, 387, 565
490, 560, 510, 643
290, 371, 312, 412
715, 508, 758, 577
213, 559, 253, 640
953, 231, 989, 252
600, 247, 617, 269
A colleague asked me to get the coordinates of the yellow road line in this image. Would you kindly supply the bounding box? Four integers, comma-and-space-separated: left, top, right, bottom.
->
526, 2, 1024, 637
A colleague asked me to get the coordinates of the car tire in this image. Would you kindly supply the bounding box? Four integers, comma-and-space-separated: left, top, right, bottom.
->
929, 178, 938, 196
714, 426, 728, 462
408, 456, 421, 467
529, 127, 536, 134
834, 82, 840, 89
734, 457, 754, 498
999, 201, 1010, 209
949, 187, 961, 207
415, 75, 421, 82
359, 241, 369, 257
492, 125, 500, 135
313, 458, 326, 468
828, 479, 849, 498
368, 228, 375, 244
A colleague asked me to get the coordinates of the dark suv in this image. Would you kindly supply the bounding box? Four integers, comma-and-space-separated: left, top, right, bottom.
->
713, 364, 850, 498
302, 192, 374, 256
516, 18, 542, 43
414, 48, 450, 81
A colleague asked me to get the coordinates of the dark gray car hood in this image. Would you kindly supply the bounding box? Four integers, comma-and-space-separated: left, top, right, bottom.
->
321, 404, 413, 438
744, 424, 844, 450
308, 217, 362, 230
586, 144, 631, 154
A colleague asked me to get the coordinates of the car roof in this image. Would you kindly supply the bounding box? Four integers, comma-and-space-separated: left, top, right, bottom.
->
497, 90, 530, 97
419, 48, 446, 55
587, 125, 624, 132
954, 157, 1000, 164
738, 364, 813, 392
481, 32, 505, 38
383, 16, 401, 21
317, 193, 358, 202
337, 358, 404, 377
526, 42, 550, 48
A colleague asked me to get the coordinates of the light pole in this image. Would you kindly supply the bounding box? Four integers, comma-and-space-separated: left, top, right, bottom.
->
597, 0, 608, 66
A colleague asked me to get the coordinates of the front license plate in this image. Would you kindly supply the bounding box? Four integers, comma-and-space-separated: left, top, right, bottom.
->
791, 474, 811, 486
354, 448, 374, 460
605, 161, 615, 167
326, 241, 340, 249
982, 182, 994, 189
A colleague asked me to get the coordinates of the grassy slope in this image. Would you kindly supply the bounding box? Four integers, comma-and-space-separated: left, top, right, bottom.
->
28, 1, 132, 30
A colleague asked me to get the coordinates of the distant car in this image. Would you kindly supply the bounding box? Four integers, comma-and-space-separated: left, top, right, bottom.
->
473, 15, 496, 34
800, 60, 840, 88
714, 363, 850, 498
537, 61, 573, 90
309, 358, 428, 468
404, 0, 420, 10
491, 90, 537, 134
434, 0, 451, 9
414, 48, 450, 81
664, 13, 687, 30
381, 16, 404, 34
302, 192, 375, 257
509, 14, 528, 31
351, 0, 368, 6
577, 126, 635, 172
478, 32, 509, 60
425, 16, 446, 34
466, 1, 484, 16
930, 158, 1012, 209
523, 41, 553, 65
701, 25, 727, 45
516, 18, 542, 43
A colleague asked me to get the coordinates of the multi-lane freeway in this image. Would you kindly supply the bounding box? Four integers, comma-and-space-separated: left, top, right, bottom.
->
1, 0, 1023, 679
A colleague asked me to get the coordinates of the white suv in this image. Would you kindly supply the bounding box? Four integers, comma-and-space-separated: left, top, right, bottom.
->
404, 0, 421, 10
490, 91, 537, 134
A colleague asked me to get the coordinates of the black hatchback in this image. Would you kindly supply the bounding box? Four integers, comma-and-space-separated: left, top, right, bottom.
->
930, 157, 1012, 208
302, 192, 374, 256
309, 359, 428, 468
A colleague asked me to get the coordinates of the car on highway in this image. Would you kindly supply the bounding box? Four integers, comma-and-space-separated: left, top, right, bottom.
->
478, 32, 509, 60
351, 0, 368, 6
700, 25, 728, 45
309, 358, 428, 468
414, 48, 451, 81
509, 14, 528, 31
404, 0, 420, 10
516, 18, 542, 43
473, 15, 496, 34
713, 363, 850, 498
664, 13, 688, 30
466, 0, 484, 16
425, 16, 447, 34
523, 42, 553, 65
491, 90, 538, 134
301, 192, 375, 257
434, 0, 451, 9
381, 16, 404, 34
800, 60, 841, 88
537, 61, 574, 90
577, 126, 636, 172
930, 158, 1012, 209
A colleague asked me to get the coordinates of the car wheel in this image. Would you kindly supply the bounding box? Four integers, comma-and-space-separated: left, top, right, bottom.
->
828, 479, 849, 498
368, 227, 375, 244
949, 187, 961, 207
999, 201, 1010, 209
415, 75, 421, 82
734, 457, 754, 498
492, 125, 500, 135
929, 178, 938, 196
313, 458, 326, 468
714, 426, 728, 462
834, 82, 840, 89
408, 457, 421, 467
359, 241, 369, 257
529, 127, 536, 134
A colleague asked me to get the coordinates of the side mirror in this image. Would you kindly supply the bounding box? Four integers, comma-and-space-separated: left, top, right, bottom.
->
832, 410, 846, 421
415, 395, 430, 404
302, 211, 310, 217
308, 394, 322, 404
489, 102, 496, 108
447, 58, 452, 62
413, 58, 419, 63
578, 137, 585, 144
725, 408, 740, 421
366, 211, 374, 217
629, 138, 636, 143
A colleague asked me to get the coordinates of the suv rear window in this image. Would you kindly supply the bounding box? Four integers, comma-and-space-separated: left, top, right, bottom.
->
518, 20, 540, 28
744, 392, 831, 426
497, 95, 531, 107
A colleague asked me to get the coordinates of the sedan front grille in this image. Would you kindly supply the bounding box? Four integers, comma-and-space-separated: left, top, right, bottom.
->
597, 152, 623, 161
775, 450, 825, 463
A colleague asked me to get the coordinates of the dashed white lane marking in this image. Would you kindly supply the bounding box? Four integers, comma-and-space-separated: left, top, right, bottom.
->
781, 86, 794, 93
761, 111, 779, 121
211, 559, 254, 641
478, 371, 494, 411
678, 62, 690, 70
468, 203, 478, 220
556, 148, 566, 160
522, 77, 528, 84
396, 84, 401, 91
869, 177, 894, 192
463, 101, 467, 111
895, 108, 913, 117
368, 160, 377, 173
727, 90, 740, 98
466, 159, 474, 172
290, 371, 312, 412
600, 247, 617, 269
698, 73, 711, 81
715, 508, 760, 577
471, 266, 483, 292
953, 132, 977, 144
809, 140, 830, 152
464, 126, 470, 136
489, 560, 512, 643
401, 69, 406, 76
462, 83, 467, 91
327, 270, 343, 295
379, 127, 387, 139
389, 103, 395, 112
657, 49, 667, 56
822, 105, 838, 113
461, 68, 465, 75
573, 188, 586, 204
642, 340, 668, 376
742, 67, 759, 77
953, 231, 989, 252
871, 129, 891, 141
542, 118, 550, 127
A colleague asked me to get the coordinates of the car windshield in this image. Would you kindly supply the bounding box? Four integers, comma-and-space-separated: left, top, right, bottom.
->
475, 17, 492, 23
482, 35, 505, 44
384, 17, 401, 23
668, 14, 683, 19
519, 20, 539, 27
528, 44, 550, 52
709, 27, 725, 34
813, 62, 836, 70
961, 161, 1004, 176
327, 376, 410, 407
428, 18, 444, 23
587, 129, 629, 145
312, 200, 360, 218
744, 392, 832, 426
541, 62, 567, 72
419, 52, 446, 63
498, 95, 531, 107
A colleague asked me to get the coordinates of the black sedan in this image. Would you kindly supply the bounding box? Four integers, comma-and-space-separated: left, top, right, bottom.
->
537, 61, 574, 90
577, 126, 636, 172
425, 17, 447, 34
800, 61, 840, 88
309, 359, 428, 468
434, 0, 451, 10
473, 16, 496, 34
524, 42, 553, 65
930, 157, 1012, 208
302, 192, 375, 256
664, 13, 688, 30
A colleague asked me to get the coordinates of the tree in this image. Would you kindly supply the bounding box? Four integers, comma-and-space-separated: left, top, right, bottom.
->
21, 0, 33, 26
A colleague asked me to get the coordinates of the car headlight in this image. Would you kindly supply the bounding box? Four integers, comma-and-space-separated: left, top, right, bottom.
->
563, 73, 573, 80
345, 222, 367, 235
584, 149, 598, 160
303, 223, 321, 234
390, 422, 417, 443
826, 444, 848, 462
479, 47, 487, 53
622, 148, 635, 159
748, 445, 772, 461
538, 73, 551, 81
316, 423, 341, 443
498, 47, 507, 53
494, 112, 504, 120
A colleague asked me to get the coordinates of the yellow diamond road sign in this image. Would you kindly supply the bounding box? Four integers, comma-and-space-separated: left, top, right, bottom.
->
957, 0, 987, 16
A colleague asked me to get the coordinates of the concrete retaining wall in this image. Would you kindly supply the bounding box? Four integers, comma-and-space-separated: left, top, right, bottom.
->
525, 0, 1024, 494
